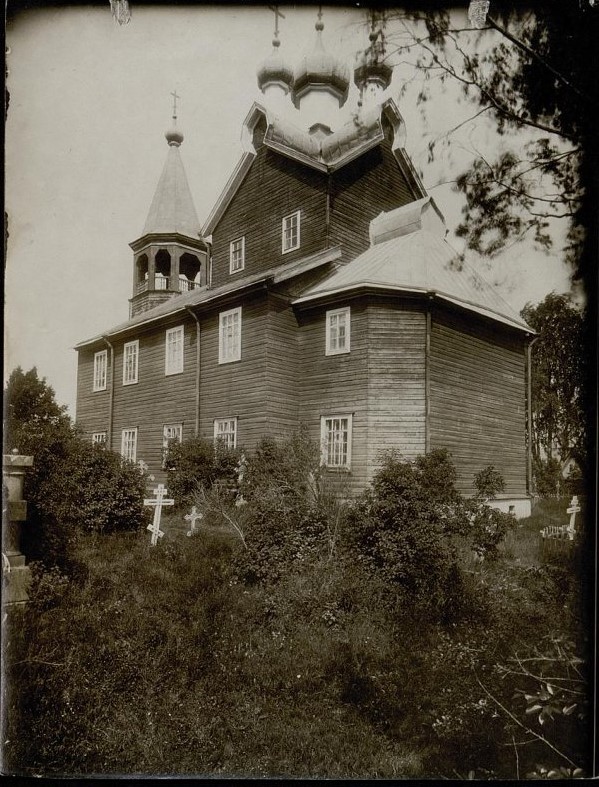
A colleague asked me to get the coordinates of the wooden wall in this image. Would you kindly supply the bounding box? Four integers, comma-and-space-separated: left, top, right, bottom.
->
210, 147, 328, 288
197, 293, 269, 450
297, 299, 370, 494
265, 293, 300, 436
329, 134, 418, 264
76, 345, 112, 437
366, 299, 427, 480
429, 306, 528, 496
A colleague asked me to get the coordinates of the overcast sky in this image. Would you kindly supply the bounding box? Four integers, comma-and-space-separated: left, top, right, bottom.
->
5, 4, 573, 416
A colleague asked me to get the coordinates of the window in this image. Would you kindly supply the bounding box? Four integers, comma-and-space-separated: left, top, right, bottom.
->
325, 307, 351, 355
165, 326, 184, 375
93, 350, 107, 391
282, 210, 300, 253
120, 428, 138, 462
321, 415, 353, 469
162, 423, 182, 467
229, 236, 245, 273
218, 307, 241, 364
123, 340, 139, 385
92, 432, 107, 446
214, 418, 237, 449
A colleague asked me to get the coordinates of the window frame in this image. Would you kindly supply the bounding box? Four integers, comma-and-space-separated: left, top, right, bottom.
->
281, 210, 301, 254
91, 432, 107, 446
93, 349, 107, 392
120, 428, 138, 462
320, 414, 353, 470
213, 417, 237, 450
325, 307, 351, 356
218, 307, 242, 364
229, 236, 245, 274
162, 423, 183, 468
122, 340, 139, 386
165, 325, 184, 376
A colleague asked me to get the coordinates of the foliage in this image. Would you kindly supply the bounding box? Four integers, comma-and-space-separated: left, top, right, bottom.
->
342, 450, 467, 617
3, 476, 591, 779
233, 430, 330, 585
521, 293, 587, 464
3, 366, 73, 455
533, 455, 562, 497
4, 367, 148, 570
164, 437, 241, 506
378, 4, 597, 281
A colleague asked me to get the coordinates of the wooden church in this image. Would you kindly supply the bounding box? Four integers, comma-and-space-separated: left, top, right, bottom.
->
75, 12, 535, 516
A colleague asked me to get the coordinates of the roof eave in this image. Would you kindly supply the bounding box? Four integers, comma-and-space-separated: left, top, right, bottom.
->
293, 282, 532, 334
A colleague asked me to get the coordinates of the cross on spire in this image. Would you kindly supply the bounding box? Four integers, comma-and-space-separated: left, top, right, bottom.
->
267, 5, 285, 38
170, 90, 180, 123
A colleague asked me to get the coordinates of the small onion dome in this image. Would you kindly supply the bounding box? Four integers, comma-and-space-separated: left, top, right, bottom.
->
292, 22, 350, 108
165, 126, 184, 146
354, 38, 393, 93
257, 36, 294, 93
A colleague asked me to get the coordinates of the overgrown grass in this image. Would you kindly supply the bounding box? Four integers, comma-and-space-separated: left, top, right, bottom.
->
3, 492, 590, 778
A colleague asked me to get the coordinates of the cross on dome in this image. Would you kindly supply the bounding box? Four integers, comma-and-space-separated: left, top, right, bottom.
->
165, 90, 184, 146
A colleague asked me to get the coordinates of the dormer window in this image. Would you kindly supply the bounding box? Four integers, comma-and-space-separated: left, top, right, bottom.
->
230, 236, 245, 273
282, 211, 300, 253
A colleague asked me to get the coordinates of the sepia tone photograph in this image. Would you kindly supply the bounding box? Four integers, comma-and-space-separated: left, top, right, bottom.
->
3, 0, 596, 779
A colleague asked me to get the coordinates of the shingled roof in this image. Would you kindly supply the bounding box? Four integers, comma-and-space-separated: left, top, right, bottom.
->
142, 143, 201, 238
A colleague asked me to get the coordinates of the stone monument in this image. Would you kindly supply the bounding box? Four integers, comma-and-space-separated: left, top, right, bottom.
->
2, 451, 34, 606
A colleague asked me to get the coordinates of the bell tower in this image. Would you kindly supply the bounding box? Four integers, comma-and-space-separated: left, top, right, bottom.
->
129, 93, 208, 318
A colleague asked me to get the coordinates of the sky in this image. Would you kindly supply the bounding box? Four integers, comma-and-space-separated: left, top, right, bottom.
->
5, 3, 574, 416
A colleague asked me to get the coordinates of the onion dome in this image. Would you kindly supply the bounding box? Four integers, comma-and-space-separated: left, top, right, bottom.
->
354, 30, 393, 93
165, 126, 184, 147
257, 35, 294, 94
292, 19, 350, 108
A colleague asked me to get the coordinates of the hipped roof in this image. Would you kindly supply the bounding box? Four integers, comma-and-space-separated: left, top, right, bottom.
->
294, 227, 532, 333
142, 144, 201, 238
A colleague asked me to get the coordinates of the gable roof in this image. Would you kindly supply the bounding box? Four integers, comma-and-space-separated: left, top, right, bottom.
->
202, 99, 424, 237
75, 245, 342, 349
142, 144, 201, 238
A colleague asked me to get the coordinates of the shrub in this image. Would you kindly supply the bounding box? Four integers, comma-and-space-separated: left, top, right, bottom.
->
165, 437, 241, 506
342, 450, 467, 617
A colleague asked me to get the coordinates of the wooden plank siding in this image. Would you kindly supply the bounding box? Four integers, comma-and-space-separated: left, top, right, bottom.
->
297, 300, 370, 495
75, 344, 112, 437
198, 292, 269, 452
329, 134, 418, 264
265, 293, 300, 437
429, 307, 528, 497
110, 315, 198, 480
210, 147, 328, 288
366, 299, 427, 481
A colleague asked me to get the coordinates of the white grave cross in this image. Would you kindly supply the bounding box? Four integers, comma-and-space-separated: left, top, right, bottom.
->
144, 483, 174, 546
566, 495, 581, 540
184, 506, 203, 537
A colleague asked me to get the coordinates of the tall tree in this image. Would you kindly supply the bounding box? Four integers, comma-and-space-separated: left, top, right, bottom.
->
374, 2, 597, 287
521, 293, 586, 464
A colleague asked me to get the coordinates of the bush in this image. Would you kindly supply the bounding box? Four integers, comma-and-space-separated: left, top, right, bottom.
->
22, 439, 149, 570
165, 437, 241, 506
342, 450, 467, 617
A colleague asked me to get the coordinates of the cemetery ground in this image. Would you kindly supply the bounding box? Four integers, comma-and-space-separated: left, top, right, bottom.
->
2, 470, 590, 780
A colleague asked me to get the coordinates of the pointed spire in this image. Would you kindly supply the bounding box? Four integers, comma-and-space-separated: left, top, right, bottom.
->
143, 96, 200, 237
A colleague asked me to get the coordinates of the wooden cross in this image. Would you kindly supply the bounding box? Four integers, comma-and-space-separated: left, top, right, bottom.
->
170, 90, 180, 121
267, 5, 285, 37
184, 505, 203, 537
566, 495, 581, 540
144, 483, 174, 546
